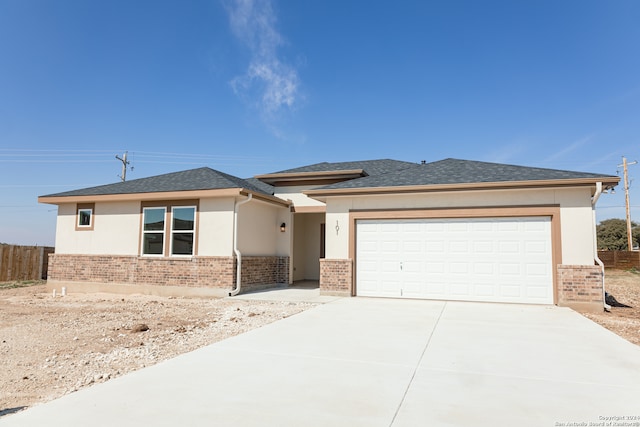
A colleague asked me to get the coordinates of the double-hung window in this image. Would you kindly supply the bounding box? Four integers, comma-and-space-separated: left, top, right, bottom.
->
171, 206, 196, 256
141, 205, 196, 256
142, 207, 166, 255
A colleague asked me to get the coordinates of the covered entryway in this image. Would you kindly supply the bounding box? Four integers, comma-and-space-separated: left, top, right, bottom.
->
292, 213, 324, 282
356, 217, 553, 304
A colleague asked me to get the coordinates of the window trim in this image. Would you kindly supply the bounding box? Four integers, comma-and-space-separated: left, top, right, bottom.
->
141, 206, 167, 256
139, 200, 199, 257
76, 203, 95, 231
170, 205, 197, 257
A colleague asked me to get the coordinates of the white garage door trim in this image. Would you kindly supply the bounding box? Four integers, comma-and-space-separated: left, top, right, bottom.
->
356, 216, 554, 304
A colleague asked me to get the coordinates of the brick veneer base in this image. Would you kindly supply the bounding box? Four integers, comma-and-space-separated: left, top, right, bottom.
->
319, 258, 352, 296
47, 254, 289, 295
557, 264, 604, 312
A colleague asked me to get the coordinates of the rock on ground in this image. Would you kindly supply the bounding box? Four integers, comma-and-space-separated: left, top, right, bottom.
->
0, 286, 313, 413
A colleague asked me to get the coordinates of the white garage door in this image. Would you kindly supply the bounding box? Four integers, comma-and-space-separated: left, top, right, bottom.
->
356, 217, 553, 304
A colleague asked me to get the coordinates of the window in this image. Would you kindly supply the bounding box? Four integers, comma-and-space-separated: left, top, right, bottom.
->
141, 203, 197, 256
76, 203, 95, 231
142, 207, 166, 255
171, 206, 195, 255
78, 209, 92, 227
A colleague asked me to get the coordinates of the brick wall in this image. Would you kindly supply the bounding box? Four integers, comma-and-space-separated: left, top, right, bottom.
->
557, 265, 603, 310
239, 256, 289, 292
48, 254, 289, 293
319, 258, 352, 296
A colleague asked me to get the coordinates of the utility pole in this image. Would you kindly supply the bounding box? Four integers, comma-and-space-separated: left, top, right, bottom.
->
618, 156, 638, 250
115, 151, 130, 182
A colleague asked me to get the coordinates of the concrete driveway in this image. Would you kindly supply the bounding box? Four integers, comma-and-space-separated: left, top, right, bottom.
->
2, 298, 640, 427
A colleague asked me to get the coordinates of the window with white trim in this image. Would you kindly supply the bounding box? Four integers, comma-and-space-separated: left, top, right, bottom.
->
142, 207, 166, 255
141, 205, 197, 256
76, 203, 95, 231
171, 206, 196, 256
78, 209, 92, 227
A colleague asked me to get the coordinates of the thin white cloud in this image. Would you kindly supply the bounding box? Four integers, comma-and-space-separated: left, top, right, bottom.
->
483, 140, 528, 164
226, 0, 302, 122
544, 135, 593, 162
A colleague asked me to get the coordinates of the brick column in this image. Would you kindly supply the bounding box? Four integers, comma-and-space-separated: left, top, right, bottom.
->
557, 265, 604, 312
319, 258, 352, 296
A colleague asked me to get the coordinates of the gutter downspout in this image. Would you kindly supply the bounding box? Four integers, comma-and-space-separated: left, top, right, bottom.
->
592, 182, 611, 312
229, 193, 252, 297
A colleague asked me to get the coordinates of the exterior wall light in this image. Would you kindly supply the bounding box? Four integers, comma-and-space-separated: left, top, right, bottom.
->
280, 222, 286, 232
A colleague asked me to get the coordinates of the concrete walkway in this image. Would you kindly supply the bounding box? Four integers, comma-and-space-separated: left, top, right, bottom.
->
230, 282, 341, 303
3, 298, 640, 426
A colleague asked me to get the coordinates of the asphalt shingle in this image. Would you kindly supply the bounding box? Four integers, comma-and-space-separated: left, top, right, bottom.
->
41, 167, 272, 198
316, 158, 617, 190
271, 159, 417, 176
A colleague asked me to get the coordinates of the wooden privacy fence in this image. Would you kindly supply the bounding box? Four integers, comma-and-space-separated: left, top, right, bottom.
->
0, 245, 55, 281
598, 250, 640, 269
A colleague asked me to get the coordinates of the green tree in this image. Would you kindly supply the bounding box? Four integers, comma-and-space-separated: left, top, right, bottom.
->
597, 218, 640, 250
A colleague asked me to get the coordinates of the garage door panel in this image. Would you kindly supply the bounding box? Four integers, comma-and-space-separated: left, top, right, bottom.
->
475, 283, 497, 296
497, 221, 519, 232
525, 241, 547, 253
473, 262, 494, 275
525, 263, 550, 276
425, 241, 445, 252
450, 282, 471, 296
449, 241, 470, 253
356, 217, 553, 304
500, 284, 523, 298
449, 262, 469, 274
471, 221, 493, 232
448, 222, 469, 232
499, 263, 521, 275
498, 241, 520, 254
473, 241, 493, 253
380, 261, 398, 273
426, 262, 445, 273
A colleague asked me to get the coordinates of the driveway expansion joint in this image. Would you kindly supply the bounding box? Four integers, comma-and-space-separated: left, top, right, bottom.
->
388, 301, 447, 427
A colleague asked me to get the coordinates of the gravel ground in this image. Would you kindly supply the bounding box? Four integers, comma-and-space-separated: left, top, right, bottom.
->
580, 269, 640, 346
1, 271, 638, 416
0, 285, 313, 414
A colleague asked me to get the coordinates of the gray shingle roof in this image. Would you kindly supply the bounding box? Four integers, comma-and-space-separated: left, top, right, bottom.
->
316, 158, 618, 190
41, 167, 272, 198
243, 177, 275, 195
272, 159, 417, 176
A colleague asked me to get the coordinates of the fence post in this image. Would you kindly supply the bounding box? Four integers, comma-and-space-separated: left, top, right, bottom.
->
38, 246, 44, 280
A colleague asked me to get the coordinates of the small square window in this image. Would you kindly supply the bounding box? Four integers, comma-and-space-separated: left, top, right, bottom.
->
78, 209, 92, 227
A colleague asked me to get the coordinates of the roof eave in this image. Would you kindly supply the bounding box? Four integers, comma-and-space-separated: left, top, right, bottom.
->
304, 177, 621, 200
38, 188, 291, 207
255, 169, 366, 186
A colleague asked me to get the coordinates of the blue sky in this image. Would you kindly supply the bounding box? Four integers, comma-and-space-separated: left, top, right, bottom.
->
1, 0, 639, 246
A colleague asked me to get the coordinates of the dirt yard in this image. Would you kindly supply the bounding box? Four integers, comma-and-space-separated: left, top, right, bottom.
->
1, 271, 638, 416
0, 284, 313, 415
580, 269, 640, 346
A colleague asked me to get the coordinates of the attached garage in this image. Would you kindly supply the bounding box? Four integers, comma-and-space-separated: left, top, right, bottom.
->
306, 158, 620, 311
355, 217, 554, 304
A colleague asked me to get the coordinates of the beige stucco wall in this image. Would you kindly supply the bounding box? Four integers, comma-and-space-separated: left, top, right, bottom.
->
237, 198, 290, 256
54, 201, 141, 255
198, 197, 235, 256
323, 186, 597, 266
274, 185, 326, 208
53, 196, 290, 259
